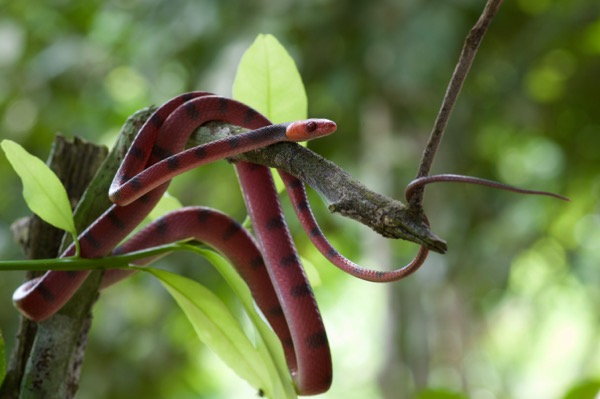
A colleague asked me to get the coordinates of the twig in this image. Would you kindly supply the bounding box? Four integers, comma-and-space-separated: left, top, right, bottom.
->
190, 123, 447, 253
410, 0, 505, 208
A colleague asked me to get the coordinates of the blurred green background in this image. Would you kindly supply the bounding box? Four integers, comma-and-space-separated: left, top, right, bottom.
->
1, 0, 599, 398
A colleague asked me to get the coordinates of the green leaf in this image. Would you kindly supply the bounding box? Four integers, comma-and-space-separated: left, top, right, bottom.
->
233, 34, 310, 193
561, 380, 600, 399
146, 267, 281, 396
190, 247, 295, 399
0, 329, 5, 386
233, 34, 307, 123
1, 140, 76, 237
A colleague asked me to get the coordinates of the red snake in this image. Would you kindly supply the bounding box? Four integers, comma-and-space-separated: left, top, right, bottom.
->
12, 93, 431, 394
10, 92, 567, 394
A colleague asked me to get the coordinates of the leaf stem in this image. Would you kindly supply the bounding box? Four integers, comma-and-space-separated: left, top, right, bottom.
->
72, 234, 82, 258
0, 243, 188, 272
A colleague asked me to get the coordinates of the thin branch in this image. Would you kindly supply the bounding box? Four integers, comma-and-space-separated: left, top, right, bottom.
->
190, 123, 447, 253
410, 0, 505, 208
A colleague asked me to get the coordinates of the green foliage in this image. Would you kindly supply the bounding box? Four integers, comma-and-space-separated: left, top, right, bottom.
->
233, 34, 307, 123
145, 246, 295, 399
0, 32, 308, 398
561, 380, 600, 399
146, 267, 270, 394
141, 34, 309, 397
184, 247, 295, 399
1, 140, 79, 253
130, 34, 311, 397
1, 2, 598, 398
233, 33, 308, 194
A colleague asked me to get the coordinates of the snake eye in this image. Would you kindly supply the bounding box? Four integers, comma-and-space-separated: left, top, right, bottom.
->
306, 121, 317, 133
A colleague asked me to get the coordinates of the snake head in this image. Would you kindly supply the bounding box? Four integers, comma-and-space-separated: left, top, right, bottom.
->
286, 118, 337, 142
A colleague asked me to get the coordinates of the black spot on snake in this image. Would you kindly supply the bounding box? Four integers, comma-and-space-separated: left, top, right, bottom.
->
129, 177, 142, 191
306, 330, 329, 349
129, 145, 145, 160
194, 146, 206, 159
309, 227, 322, 237
108, 212, 125, 230
326, 248, 338, 259
151, 145, 172, 160
250, 256, 264, 269
120, 171, 131, 182
184, 100, 200, 119
297, 200, 309, 211
228, 136, 241, 149
150, 113, 163, 128
290, 283, 312, 297
266, 215, 285, 230
36, 282, 56, 302
288, 178, 303, 189
197, 209, 212, 223
138, 193, 152, 203
218, 97, 229, 114
182, 93, 196, 102
167, 156, 179, 171
155, 218, 169, 236
244, 108, 258, 124
222, 221, 241, 241
83, 232, 101, 250
280, 253, 300, 267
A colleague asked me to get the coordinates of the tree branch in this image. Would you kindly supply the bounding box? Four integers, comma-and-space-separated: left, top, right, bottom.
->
186, 0, 507, 251
191, 123, 447, 253
410, 0, 505, 208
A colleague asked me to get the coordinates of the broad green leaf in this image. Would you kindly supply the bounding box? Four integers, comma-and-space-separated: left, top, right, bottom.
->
233, 34, 310, 193
233, 34, 307, 123
191, 247, 295, 399
146, 267, 277, 396
0, 329, 5, 386
1, 140, 76, 236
